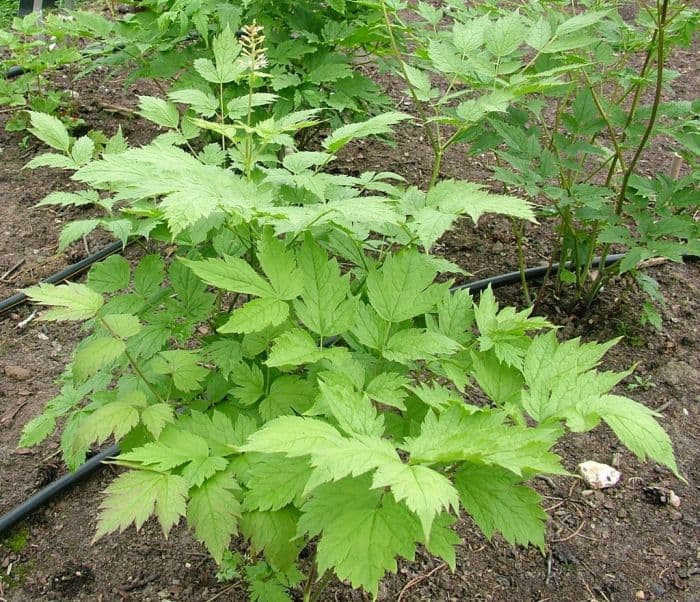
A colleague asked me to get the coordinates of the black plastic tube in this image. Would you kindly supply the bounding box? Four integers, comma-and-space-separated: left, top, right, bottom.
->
5, 65, 28, 79
457, 253, 626, 293
0, 444, 119, 535
0, 240, 124, 315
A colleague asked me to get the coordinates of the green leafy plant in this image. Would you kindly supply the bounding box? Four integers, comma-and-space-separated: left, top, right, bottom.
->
0, 12, 82, 131
379, 0, 699, 315
70, 0, 393, 135
19, 29, 682, 601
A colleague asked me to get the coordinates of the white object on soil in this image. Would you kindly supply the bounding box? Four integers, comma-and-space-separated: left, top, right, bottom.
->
578, 460, 621, 489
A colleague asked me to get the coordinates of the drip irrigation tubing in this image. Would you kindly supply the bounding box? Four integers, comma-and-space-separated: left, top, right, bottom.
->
0, 445, 119, 534
0, 249, 693, 534
0, 240, 124, 315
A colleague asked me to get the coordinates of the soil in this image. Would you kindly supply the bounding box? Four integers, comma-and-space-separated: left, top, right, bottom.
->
1, 9, 699, 602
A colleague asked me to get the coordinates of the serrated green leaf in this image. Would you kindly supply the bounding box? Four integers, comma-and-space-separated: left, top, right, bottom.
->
95, 470, 188, 539
266, 329, 326, 368
593, 395, 680, 477
240, 509, 302, 571
219, 298, 290, 334
138, 96, 180, 129
293, 234, 356, 337
141, 403, 175, 438
169, 88, 219, 117
83, 401, 139, 444
28, 111, 71, 152
181, 256, 274, 297
256, 230, 302, 300
151, 350, 209, 392
58, 219, 100, 252
455, 463, 546, 550
243, 455, 312, 511
73, 336, 125, 383
87, 255, 131, 293
427, 180, 535, 224
318, 379, 384, 438
102, 314, 142, 338
229, 361, 266, 405
425, 513, 459, 570
188, 471, 241, 563
372, 462, 459, 539
323, 112, 411, 153
366, 249, 445, 323
260, 376, 315, 420
70, 136, 95, 166
298, 476, 420, 597
383, 328, 461, 363
134, 254, 165, 297
365, 372, 409, 411
24, 282, 104, 321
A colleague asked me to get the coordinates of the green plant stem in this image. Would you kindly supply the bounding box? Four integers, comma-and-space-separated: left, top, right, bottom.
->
584, 0, 670, 308
379, 0, 441, 168
308, 571, 333, 602
97, 315, 164, 403
511, 218, 531, 305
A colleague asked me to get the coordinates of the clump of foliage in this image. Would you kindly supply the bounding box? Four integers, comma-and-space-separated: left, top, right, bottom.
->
0, 12, 82, 131
19, 26, 680, 601
379, 0, 699, 317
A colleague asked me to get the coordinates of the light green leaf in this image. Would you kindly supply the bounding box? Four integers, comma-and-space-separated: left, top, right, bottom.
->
366, 249, 446, 323
28, 111, 71, 152
181, 256, 274, 297
141, 403, 175, 438
455, 463, 546, 550
151, 350, 209, 392
323, 112, 411, 153
134, 254, 165, 297
138, 96, 180, 129
372, 463, 459, 539
427, 180, 535, 224
70, 136, 95, 166
87, 255, 131, 293
593, 395, 680, 477
188, 471, 241, 563
102, 314, 142, 338
266, 329, 326, 368
169, 89, 219, 117
58, 219, 100, 252
365, 372, 409, 411
73, 336, 125, 383
293, 234, 357, 337
95, 470, 188, 539
318, 379, 384, 438
383, 329, 461, 363
256, 229, 303, 300
219, 298, 290, 334
240, 509, 302, 571
484, 13, 525, 57
298, 476, 420, 597
243, 455, 312, 511
83, 401, 139, 444
24, 282, 103, 321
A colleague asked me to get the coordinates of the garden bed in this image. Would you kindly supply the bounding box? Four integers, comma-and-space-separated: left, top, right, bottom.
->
1, 7, 699, 602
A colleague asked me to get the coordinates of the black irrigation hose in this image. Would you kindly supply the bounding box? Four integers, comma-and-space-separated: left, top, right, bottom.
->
0, 249, 693, 535
0, 240, 124, 315
456, 253, 626, 293
0, 445, 119, 535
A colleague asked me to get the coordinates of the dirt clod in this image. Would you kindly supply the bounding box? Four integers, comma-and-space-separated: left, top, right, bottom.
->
3, 366, 31, 380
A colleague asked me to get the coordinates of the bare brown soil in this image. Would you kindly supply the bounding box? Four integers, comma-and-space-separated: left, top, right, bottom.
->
0, 17, 698, 602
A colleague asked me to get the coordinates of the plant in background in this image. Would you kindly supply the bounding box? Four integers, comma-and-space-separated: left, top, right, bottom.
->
70, 0, 394, 137
379, 0, 699, 315
19, 30, 680, 602
0, 12, 82, 131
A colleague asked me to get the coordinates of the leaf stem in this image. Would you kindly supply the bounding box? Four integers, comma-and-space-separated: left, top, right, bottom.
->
97, 315, 164, 403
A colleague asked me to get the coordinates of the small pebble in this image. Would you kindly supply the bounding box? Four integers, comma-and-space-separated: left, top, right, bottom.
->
635, 590, 646, 600
4, 365, 31, 380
